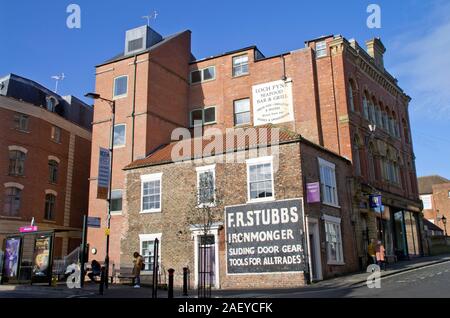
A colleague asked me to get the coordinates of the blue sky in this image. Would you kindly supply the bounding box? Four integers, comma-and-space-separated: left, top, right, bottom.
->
0, 0, 449, 179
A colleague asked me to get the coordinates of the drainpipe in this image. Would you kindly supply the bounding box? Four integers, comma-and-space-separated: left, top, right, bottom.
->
131, 55, 138, 162
329, 51, 342, 155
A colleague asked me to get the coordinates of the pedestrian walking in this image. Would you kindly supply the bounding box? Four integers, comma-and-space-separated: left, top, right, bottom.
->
368, 239, 377, 265
376, 240, 386, 271
132, 252, 145, 288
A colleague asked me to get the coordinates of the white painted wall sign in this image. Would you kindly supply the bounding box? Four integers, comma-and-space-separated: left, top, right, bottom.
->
252, 79, 294, 126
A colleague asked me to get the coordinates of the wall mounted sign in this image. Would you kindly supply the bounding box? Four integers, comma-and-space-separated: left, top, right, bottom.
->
87, 217, 101, 228
97, 147, 110, 200
369, 194, 382, 209
306, 182, 321, 203
19, 226, 38, 233
252, 79, 294, 126
225, 198, 306, 274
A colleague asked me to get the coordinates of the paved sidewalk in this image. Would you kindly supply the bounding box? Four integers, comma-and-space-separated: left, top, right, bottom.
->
1, 254, 449, 298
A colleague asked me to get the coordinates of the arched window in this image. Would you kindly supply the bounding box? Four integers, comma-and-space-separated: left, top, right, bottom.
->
46, 96, 58, 112
348, 81, 355, 112
403, 119, 410, 143
44, 194, 56, 220
9, 150, 26, 176
3, 187, 21, 216
368, 143, 377, 181
382, 109, 389, 131
353, 135, 362, 176
362, 95, 369, 119
375, 103, 382, 127
48, 160, 59, 183
368, 100, 375, 123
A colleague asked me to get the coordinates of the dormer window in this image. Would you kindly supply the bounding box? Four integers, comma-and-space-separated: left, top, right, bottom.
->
46, 96, 58, 112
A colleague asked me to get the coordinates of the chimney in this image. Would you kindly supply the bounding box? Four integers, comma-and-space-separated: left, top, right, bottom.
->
365, 37, 386, 70
124, 25, 163, 55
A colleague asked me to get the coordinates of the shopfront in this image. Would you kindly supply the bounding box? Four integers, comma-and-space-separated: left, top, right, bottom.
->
390, 209, 423, 260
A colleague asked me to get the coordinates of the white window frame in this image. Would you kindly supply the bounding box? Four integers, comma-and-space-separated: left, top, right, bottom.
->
190, 66, 216, 84
139, 233, 162, 273
318, 158, 340, 207
189, 107, 216, 127
246, 156, 275, 203
196, 165, 216, 208
113, 124, 126, 148
323, 215, 345, 265
113, 75, 128, 99
420, 194, 432, 210
110, 189, 123, 215
140, 173, 162, 213
233, 98, 251, 126
232, 54, 249, 77
316, 41, 327, 58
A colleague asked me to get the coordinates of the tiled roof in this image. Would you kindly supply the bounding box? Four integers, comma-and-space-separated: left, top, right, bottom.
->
124, 124, 301, 170
418, 175, 450, 194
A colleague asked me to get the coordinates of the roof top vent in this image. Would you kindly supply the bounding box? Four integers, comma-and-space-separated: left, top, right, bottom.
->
125, 25, 163, 55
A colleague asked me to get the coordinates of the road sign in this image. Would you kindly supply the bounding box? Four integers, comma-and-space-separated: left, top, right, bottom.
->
97, 147, 110, 200
87, 217, 101, 228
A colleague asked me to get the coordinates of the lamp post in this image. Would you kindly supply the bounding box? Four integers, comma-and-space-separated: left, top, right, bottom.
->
442, 215, 448, 236
85, 92, 115, 289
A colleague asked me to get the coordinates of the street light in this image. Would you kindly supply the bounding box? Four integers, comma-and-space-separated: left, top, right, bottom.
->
85, 92, 116, 289
442, 215, 448, 236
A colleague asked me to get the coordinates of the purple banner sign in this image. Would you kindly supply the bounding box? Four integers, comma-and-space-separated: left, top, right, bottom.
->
306, 182, 321, 203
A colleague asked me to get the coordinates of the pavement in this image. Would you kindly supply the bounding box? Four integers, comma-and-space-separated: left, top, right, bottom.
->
1, 253, 449, 298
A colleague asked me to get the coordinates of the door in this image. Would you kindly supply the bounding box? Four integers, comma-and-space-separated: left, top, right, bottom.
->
308, 220, 322, 281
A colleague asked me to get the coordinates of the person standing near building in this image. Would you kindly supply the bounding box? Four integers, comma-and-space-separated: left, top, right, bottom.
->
132, 252, 144, 288
376, 241, 386, 271
368, 239, 377, 265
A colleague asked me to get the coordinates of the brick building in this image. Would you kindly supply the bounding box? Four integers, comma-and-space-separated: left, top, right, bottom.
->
0, 73, 92, 257
86, 25, 424, 286
419, 175, 450, 235
122, 126, 358, 288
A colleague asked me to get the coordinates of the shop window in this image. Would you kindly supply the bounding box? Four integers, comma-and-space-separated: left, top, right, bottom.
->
324, 216, 344, 265
139, 233, 162, 271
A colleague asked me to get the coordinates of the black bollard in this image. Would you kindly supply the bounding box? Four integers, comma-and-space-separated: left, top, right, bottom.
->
99, 266, 105, 295
182, 267, 188, 296
168, 268, 175, 298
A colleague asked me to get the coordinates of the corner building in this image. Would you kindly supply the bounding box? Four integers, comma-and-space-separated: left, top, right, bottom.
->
87, 26, 424, 288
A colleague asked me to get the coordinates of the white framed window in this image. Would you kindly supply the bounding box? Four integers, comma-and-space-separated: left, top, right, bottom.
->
318, 158, 339, 207
189, 107, 216, 127
232, 54, 249, 77
196, 165, 216, 207
51, 126, 61, 143
420, 195, 432, 210
448, 190, 450, 198
323, 215, 344, 265
316, 41, 327, 58
190, 66, 216, 84
113, 75, 128, 98
139, 233, 162, 272
111, 189, 123, 213
141, 173, 162, 213
233, 98, 251, 126
14, 113, 29, 131
113, 124, 126, 147
246, 156, 275, 202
